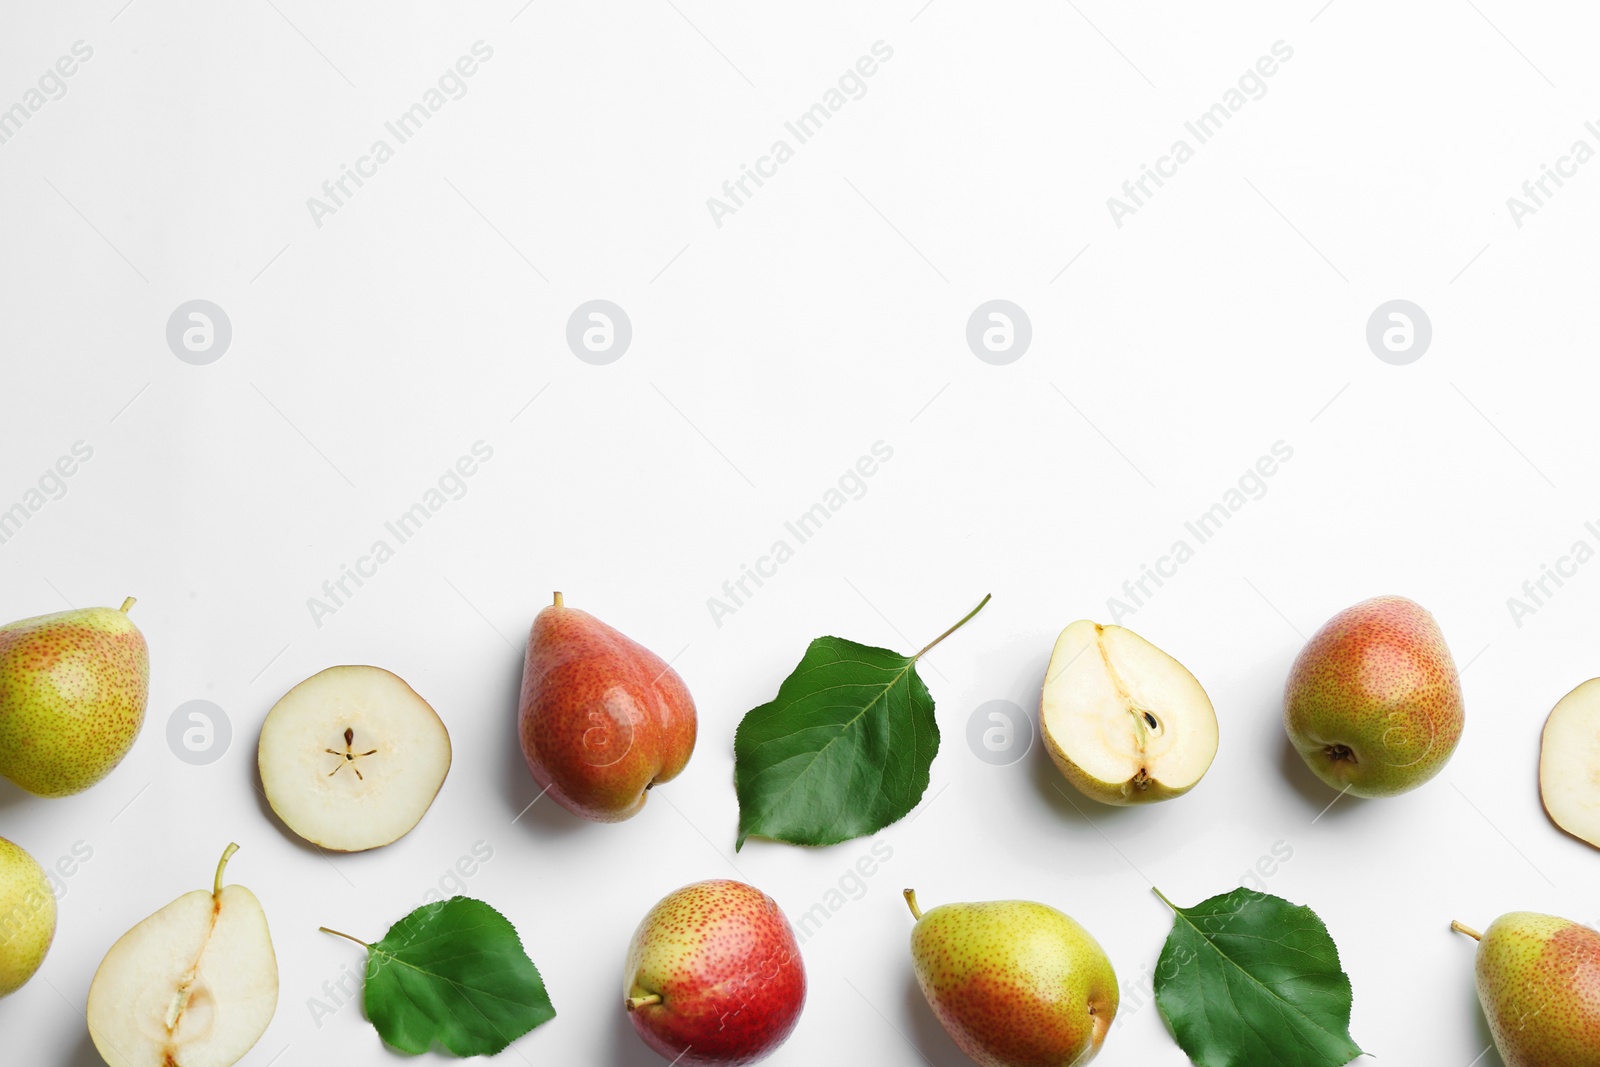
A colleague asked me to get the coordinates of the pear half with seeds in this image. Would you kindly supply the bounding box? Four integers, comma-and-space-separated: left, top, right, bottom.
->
87, 844, 277, 1067
258, 665, 451, 852
1041, 621, 1218, 805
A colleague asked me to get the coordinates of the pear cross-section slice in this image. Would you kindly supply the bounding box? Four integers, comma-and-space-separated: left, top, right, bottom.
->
1041, 621, 1219, 805
87, 844, 278, 1067
1539, 678, 1600, 849
258, 665, 452, 852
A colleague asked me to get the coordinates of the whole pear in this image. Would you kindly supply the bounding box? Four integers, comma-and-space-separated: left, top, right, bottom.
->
624, 879, 805, 1066
0, 597, 149, 797
905, 889, 1117, 1067
518, 593, 696, 822
1283, 595, 1462, 798
1452, 913, 1600, 1066
0, 836, 55, 996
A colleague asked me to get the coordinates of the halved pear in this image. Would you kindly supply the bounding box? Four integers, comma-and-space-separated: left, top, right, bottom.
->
1539, 678, 1600, 849
87, 843, 277, 1067
258, 665, 451, 852
1041, 620, 1218, 804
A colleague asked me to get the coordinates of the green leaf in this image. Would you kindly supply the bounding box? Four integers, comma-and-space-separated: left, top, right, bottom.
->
326, 897, 556, 1057
733, 595, 990, 850
1153, 887, 1364, 1067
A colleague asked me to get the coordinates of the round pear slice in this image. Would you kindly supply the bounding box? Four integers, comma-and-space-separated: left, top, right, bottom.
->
1539, 678, 1600, 849
1041, 620, 1218, 804
87, 844, 277, 1067
258, 665, 451, 852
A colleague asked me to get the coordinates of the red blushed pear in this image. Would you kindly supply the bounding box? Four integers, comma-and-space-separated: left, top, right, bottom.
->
623, 880, 806, 1066
904, 889, 1117, 1067
518, 593, 696, 822
1283, 595, 1464, 799
1452, 913, 1600, 1067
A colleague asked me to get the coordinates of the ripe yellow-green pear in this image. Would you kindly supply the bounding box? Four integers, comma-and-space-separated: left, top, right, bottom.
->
0, 836, 55, 997
1041, 621, 1218, 804
258, 666, 451, 852
1452, 912, 1600, 1066
1539, 678, 1600, 850
905, 889, 1117, 1067
87, 844, 277, 1067
1284, 596, 1463, 798
0, 597, 149, 797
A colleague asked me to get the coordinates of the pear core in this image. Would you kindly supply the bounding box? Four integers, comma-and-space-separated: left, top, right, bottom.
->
1041, 621, 1218, 804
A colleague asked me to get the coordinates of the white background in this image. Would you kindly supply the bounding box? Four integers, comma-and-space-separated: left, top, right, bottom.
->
0, 1, 1595, 1064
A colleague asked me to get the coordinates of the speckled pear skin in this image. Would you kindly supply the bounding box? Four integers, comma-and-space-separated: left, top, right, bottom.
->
1284, 595, 1463, 798
624, 879, 806, 1066
518, 593, 696, 822
0, 599, 148, 797
0, 836, 55, 996
908, 895, 1118, 1067
1468, 913, 1600, 1067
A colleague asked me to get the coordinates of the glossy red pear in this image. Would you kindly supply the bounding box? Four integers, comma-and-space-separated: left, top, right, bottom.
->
518, 593, 696, 821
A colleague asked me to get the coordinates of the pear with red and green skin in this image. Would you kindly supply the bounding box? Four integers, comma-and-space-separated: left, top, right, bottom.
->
1283, 595, 1463, 798
517, 593, 696, 822
0, 597, 149, 797
623, 879, 806, 1066
905, 889, 1117, 1067
1452, 913, 1600, 1067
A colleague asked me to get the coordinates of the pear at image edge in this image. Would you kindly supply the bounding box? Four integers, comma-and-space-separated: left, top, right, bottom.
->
1041, 620, 1219, 805
1538, 678, 1600, 850
87, 844, 278, 1067
905, 889, 1118, 1067
258, 665, 452, 852
1452, 912, 1600, 1066
0, 597, 149, 797
518, 593, 697, 822
1283, 595, 1464, 799
0, 836, 56, 997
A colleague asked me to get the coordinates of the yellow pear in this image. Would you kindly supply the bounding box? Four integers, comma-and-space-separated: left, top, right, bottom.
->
0, 836, 55, 996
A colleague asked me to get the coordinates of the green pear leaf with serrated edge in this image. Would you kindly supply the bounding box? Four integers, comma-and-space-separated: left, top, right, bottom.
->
357, 896, 555, 1057
734, 636, 938, 849
1153, 888, 1365, 1067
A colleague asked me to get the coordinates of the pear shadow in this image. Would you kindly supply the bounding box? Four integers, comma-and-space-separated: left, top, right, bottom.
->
608, 1003, 670, 1067
61, 1027, 105, 1067
0, 776, 38, 811
901, 973, 975, 1067
1278, 734, 1366, 820
1027, 738, 1143, 827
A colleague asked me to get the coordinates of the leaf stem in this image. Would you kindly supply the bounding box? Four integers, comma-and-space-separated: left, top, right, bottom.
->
320, 927, 371, 948
913, 594, 992, 661
1451, 921, 1483, 942
1152, 887, 1177, 911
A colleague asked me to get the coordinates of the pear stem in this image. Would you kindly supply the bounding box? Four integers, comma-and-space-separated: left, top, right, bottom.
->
553, 591, 564, 608
625, 994, 662, 1012
119, 597, 136, 614
913, 594, 992, 661
320, 927, 371, 948
1451, 921, 1483, 942
903, 888, 923, 920
213, 843, 239, 897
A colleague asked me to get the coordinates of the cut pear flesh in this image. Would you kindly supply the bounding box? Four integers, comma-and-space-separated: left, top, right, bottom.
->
258, 665, 451, 852
1041, 620, 1218, 804
87, 844, 277, 1067
1540, 678, 1600, 849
